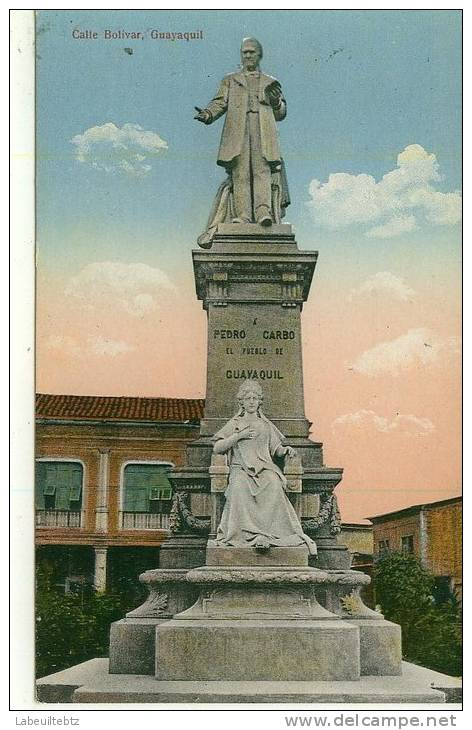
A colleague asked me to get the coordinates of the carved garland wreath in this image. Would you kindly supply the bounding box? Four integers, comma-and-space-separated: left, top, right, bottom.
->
302, 493, 342, 535
169, 491, 211, 534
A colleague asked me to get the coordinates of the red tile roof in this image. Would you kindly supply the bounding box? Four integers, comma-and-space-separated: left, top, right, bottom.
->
36, 393, 205, 423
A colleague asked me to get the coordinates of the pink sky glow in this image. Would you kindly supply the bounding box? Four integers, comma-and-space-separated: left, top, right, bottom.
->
37, 262, 461, 523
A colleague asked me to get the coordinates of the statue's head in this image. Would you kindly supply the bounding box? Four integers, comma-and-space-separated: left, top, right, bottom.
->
240, 37, 263, 71
236, 380, 263, 415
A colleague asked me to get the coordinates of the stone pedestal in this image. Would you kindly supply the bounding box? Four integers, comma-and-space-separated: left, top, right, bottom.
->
109, 618, 166, 675
109, 569, 199, 675
206, 542, 309, 566
352, 619, 402, 676
178, 564, 334, 620
37, 658, 461, 704
316, 569, 403, 676
194, 224, 316, 439
158, 535, 207, 569
154, 557, 361, 682
156, 619, 360, 682
312, 537, 352, 570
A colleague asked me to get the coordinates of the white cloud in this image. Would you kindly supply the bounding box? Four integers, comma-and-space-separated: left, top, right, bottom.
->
65, 261, 176, 317
46, 334, 135, 359
365, 215, 417, 239
307, 144, 461, 237
333, 409, 435, 435
71, 123, 168, 176
46, 335, 136, 359
350, 271, 416, 302
350, 328, 459, 377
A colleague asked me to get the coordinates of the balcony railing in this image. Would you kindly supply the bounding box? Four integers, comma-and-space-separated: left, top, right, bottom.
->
36, 510, 83, 528
120, 512, 170, 530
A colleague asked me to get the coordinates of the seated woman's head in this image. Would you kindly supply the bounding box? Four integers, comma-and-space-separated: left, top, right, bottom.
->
237, 380, 263, 414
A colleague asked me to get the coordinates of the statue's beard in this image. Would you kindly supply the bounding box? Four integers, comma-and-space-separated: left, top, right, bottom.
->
242, 60, 259, 71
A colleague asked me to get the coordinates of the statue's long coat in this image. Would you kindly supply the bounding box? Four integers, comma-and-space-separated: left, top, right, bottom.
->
204, 71, 286, 167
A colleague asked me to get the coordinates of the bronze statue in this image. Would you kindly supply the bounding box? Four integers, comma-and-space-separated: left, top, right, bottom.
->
195, 38, 290, 247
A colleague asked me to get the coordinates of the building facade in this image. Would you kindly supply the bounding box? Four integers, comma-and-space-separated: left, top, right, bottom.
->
340, 522, 374, 569
36, 393, 376, 594
35, 394, 204, 592
368, 497, 462, 599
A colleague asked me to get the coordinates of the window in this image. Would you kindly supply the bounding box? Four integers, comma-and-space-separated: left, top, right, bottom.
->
35, 461, 83, 512
378, 539, 390, 555
123, 464, 173, 515
401, 535, 414, 554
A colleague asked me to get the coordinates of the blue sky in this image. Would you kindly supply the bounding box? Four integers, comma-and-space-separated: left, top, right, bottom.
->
36, 9, 461, 276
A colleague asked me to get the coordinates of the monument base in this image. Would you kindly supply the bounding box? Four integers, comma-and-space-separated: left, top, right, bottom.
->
109, 568, 199, 675
352, 618, 402, 677
156, 618, 359, 682
109, 618, 166, 676
108, 564, 403, 677
36, 659, 461, 704
158, 535, 207, 569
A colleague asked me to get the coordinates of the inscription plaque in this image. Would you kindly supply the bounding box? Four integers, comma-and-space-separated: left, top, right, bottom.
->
203, 303, 308, 436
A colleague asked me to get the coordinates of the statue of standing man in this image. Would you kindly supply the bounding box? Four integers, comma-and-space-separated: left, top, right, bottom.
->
195, 38, 290, 247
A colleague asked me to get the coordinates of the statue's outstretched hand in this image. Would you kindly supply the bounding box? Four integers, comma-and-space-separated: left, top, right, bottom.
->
194, 106, 212, 123
284, 446, 297, 459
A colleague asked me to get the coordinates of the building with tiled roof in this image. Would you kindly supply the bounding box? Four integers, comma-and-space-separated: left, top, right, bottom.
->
35, 393, 205, 594
36, 393, 204, 423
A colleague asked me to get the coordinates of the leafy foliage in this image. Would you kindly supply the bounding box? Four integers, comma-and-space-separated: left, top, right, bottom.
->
374, 552, 462, 676
35, 562, 145, 678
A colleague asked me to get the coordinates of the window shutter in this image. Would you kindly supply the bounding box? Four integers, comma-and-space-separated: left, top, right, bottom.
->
124, 486, 149, 512
44, 465, 57, 495
149, 486, 172, 501
69, 467, 83, 505
124, 464, 172, 511
125, 470, 141, 488
55, 486, 71, 510
69, 484, 82, 502
35, 463, 46, 509
148, 468, 172, 500
45, 464, 56, 484
162, 487, 172, 500
58, 463, 73, 486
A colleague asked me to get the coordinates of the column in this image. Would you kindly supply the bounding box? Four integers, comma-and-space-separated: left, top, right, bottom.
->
95, 449, 110, 532
93, 547, 108, 593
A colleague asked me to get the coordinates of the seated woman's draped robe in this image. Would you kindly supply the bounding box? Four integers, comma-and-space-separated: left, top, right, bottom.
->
213, 413, 317, 554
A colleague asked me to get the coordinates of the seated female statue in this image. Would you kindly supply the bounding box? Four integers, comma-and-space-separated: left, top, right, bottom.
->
213, 380, 317, 554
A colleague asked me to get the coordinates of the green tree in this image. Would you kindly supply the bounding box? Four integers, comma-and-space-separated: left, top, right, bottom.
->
374, 552, 462, 676
35, 563, 144, 678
